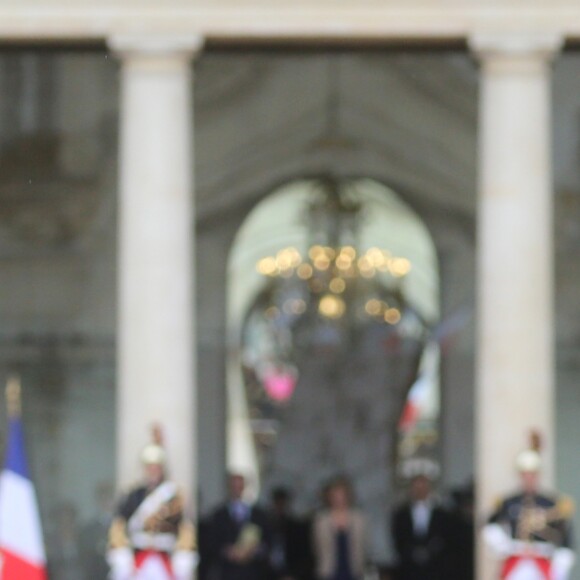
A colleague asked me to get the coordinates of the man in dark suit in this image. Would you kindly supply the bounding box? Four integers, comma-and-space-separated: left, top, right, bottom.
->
391, 472, 454, 580
209, 473, 271, 580
267, 487, 314, 580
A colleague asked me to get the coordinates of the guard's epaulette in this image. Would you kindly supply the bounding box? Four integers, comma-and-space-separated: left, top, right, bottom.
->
108, 516, 129, 549
177, 520, 197, 551
556, 494, 575, 518
492, 495, 504, 511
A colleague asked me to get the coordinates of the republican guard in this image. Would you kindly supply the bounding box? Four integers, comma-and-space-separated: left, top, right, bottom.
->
483, 432, 575, 580
107, 426, 198, 580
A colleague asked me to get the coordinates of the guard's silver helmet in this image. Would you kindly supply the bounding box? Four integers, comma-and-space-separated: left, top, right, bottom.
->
515, 430, 542, 473
140, 424, 166, 466
515, 449, 541, 473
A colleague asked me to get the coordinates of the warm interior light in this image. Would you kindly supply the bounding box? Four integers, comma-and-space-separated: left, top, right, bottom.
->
341, 246, 356, 259
391, 257, 412, 277
336, 255, 352, 270
309, 245, 324, 260
297, 263, 313, 279
254, 182, 412, 326
257, 257, 278, 276
384, 307, 402, 324
365, 299, 382, 316
329, 277, 346, 294
318, 294, 346, 319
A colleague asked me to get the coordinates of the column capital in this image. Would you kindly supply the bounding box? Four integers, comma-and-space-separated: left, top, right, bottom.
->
107, 33, 204, 62
469, 32, 563, 65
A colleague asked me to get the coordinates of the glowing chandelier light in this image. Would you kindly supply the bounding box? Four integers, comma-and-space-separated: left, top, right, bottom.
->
255, 178, 412, 323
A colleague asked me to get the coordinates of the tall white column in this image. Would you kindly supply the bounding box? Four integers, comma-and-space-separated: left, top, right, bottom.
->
471, 34, 562, 579
109, 34, 203, 499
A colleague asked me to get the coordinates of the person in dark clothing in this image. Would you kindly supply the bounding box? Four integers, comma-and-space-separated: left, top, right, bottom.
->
197, 512, 214, 580
448, 486, 475, 580
391, 474, 454, 580
209, 473, 272, 580
268, 487, 314, 580
78, 482, 116, 580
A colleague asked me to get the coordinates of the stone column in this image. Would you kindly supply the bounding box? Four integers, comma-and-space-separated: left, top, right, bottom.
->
109, 34, 203, 499
470, 34, 562, 579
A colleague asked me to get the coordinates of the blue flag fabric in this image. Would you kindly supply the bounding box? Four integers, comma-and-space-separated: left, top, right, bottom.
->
4, 417, 30, 478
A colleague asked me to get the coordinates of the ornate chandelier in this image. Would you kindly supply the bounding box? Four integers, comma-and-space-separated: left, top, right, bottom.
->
255, 178, 412, 325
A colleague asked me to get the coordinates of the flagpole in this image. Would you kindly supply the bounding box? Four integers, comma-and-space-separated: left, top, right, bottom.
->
6, 375, 21, 418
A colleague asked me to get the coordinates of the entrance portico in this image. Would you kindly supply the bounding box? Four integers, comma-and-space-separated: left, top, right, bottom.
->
0, 3, 573, 578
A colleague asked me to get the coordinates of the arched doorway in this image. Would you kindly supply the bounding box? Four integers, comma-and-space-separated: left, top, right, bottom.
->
226, 177, 439, 562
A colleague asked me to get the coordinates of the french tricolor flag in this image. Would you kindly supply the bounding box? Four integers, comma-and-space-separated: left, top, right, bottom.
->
0, 387, 47, 580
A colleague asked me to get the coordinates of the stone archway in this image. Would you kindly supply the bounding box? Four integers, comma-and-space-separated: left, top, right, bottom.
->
225, 177, 439, 563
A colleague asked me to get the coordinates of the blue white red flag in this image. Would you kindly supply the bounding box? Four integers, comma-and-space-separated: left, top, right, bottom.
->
0, 383, 47, 580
